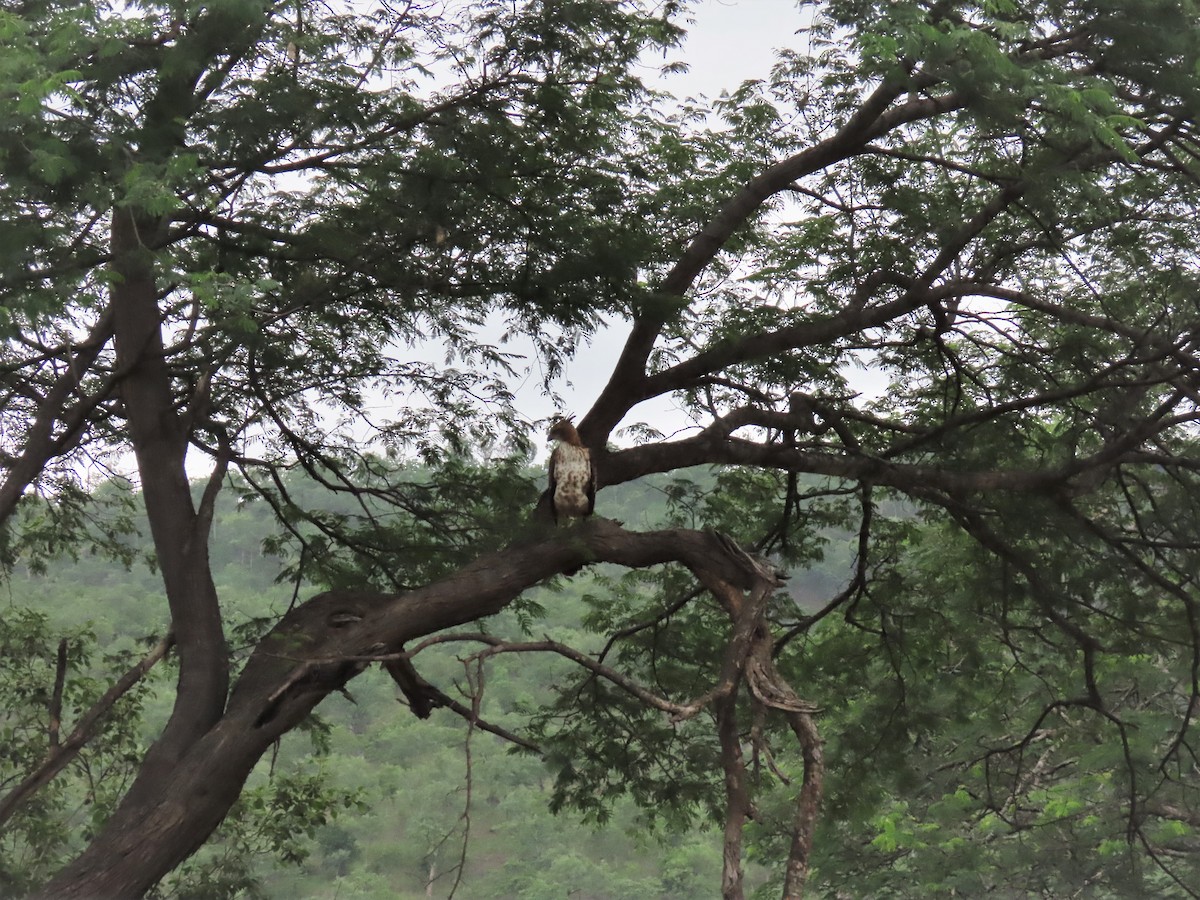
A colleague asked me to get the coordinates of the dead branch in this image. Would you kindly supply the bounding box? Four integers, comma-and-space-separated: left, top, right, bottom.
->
716, 691, 750, 900
382, 653, 540, 753
407, 633, 704, 719
447, 657, 481, 900
782, 710, 824, 899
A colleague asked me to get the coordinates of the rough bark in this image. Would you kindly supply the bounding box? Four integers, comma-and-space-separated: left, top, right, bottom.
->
109, 206, 229, 772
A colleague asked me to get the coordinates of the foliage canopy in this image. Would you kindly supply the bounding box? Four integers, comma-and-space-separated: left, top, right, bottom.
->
3, 0, 1200, 896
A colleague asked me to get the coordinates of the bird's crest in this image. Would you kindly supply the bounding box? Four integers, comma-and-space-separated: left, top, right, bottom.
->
548, 418, 583, 447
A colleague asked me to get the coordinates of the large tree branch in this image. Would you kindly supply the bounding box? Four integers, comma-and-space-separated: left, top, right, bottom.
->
580, 26, 1097, 449
96, 3, 276, 781
111, 209, 228, 741
579, 75, 928, 445
226, 517, 776, 729
38, 517, 786, 898
234, 524, 818, 900
641, 172, 1027, 405
583, 141, 1029, 447
580, 25, 1112, 451
594, 410, 1139, 501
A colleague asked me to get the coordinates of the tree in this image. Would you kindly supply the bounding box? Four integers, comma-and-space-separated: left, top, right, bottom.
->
3, 0, 1200, 896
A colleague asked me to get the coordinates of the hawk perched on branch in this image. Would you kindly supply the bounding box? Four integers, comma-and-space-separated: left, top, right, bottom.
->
548, 419, 595, 523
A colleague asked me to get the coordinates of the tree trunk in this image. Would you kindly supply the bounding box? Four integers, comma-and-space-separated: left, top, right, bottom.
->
108, 205, 230, 782
32, 208, 236, 898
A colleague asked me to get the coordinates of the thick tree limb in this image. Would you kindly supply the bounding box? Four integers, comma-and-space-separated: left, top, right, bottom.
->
35, 517, 793, 899
580, 76, 923, 446
598, 424, 1106, 500
110, 206, 229, 762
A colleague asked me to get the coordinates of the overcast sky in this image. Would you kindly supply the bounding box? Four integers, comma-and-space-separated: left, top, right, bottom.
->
657, 0, 807, 98
510, 0, 811, 441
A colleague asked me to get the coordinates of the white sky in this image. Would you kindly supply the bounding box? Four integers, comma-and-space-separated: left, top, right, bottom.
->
660, 0, 808, 99
510, 0, 811, 441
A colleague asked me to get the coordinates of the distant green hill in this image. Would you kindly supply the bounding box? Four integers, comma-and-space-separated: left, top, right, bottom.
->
4, 466, 853, 898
